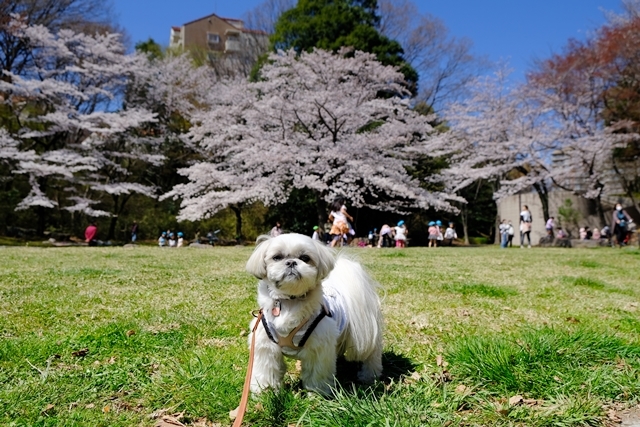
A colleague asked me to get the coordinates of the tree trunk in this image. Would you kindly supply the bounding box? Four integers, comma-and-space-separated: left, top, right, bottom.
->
106, 194, 119, 240
461, 204, 469, 245
315, 193, 327, 227
230, 204, 243, 242
36, 205, 47, 236
532, 181, 550, 222
107, 215, 118, 241
594, 193, 607, 229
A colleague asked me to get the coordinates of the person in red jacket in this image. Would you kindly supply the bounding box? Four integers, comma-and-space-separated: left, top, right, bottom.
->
85, 221, 98, 246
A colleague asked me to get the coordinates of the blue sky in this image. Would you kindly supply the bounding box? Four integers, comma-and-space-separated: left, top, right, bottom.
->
113, 0, 622, 81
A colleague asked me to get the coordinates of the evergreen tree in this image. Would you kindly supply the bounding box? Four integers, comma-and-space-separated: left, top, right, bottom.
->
269, 0, 418, 91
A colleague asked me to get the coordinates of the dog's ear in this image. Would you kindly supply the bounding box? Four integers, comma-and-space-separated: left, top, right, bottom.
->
312, 239, 335, 281
246, 235, 271, 279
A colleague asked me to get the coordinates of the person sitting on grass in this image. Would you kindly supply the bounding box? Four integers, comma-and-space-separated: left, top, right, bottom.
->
85, 221, 98, 246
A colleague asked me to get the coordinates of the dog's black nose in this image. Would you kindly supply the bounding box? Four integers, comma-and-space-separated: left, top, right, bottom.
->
285, 260, 297, 267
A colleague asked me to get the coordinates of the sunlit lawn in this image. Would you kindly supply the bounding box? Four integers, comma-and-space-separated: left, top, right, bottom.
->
1, 244, 639, 426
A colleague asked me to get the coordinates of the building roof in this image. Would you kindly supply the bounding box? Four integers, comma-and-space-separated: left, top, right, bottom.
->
181, 13, 243, 29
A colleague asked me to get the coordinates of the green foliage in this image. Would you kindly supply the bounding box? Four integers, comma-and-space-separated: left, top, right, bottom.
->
558, 199, 581, 233
269, 0, 418, 91
134, 38, 164, 60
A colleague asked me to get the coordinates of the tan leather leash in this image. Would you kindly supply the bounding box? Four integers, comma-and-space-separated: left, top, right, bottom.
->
232, 310, 263, 427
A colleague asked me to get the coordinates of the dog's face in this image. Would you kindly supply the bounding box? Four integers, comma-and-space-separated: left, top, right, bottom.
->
246, 233, 335, 296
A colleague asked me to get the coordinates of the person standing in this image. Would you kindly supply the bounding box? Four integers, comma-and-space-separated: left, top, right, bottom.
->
499, 219, 509, 248
329, 198, 352, 247
435, 220, 444, 246
520, 205, 532, 248
394, 220, 408, 248
444, 222, 458, 246
85, 221, 98, 246
427, 221, 438, 248
131, 221, 139, 243
611, 203, 633, 247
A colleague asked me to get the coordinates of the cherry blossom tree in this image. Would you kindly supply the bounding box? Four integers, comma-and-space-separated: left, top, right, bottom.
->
0, 18, 158, 235
167, 48, 456, 237
254, 48, 456, 221
431, 68, 551, 241
162, 77, 284, 240
527, 20, 639, 224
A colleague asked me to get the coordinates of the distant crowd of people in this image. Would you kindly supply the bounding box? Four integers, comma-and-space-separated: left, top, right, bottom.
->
158, 230, 185, 247
499, 203, 635, 248
269, 197, 460, 249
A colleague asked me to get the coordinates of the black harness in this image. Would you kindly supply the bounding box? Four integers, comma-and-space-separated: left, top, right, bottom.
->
261, 305, 332, 350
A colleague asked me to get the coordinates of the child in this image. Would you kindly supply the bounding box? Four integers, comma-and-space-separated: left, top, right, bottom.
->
427, 221, 438, 248
444, 222, 457, 246
394, 220, 408, 248
311, 225, 321, 241
177, 232, 184, 247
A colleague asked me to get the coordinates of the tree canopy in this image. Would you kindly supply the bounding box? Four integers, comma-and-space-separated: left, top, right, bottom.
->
269, 0, 418, 90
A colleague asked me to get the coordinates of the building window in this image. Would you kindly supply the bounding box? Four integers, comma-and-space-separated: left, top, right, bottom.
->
207, 33, 220, 44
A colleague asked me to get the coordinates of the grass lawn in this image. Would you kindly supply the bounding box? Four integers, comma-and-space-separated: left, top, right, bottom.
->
1, 244, 639, 426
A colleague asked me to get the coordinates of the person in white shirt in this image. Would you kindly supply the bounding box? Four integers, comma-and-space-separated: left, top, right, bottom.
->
444, 222, 458, 246
394, 220, 408, 248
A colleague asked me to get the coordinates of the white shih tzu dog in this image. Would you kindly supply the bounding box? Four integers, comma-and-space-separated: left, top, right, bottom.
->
245, 233, 383, 396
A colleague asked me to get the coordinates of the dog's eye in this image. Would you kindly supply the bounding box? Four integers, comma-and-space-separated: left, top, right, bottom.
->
299, 254, 311, 263
272, 255, 283, 261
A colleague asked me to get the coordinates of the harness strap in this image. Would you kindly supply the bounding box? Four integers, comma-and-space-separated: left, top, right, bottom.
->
298, 306, 330, 348
261, 305, 332, 350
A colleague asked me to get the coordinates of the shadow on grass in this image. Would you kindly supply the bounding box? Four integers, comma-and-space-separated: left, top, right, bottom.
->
333, 350, 416, 388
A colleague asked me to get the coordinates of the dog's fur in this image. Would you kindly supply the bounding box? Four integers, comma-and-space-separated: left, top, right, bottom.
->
246, 233, 383, 395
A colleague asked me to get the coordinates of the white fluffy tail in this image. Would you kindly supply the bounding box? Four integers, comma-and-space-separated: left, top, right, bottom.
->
324, 255, 383, 362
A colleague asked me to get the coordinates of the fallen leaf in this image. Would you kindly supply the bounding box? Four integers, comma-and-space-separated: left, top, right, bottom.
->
155, 417, 185, 427
553, 376, 563, 383
523, 398, 540, 406
229, 406, 239, 421
508, 395, 523, 406
566, 317, 580, 324
607, 409, 622, 423
149, 409, 169, 419
410, 371, 422, 381
72, 348, 89, 357
85, 403, 95, 409
126, 330, 136, 337
102, 405, 110, 413
436, 355, 443, 366
42, 404, 54, 413
295, 360, 302, 372
455, 384, 468, 394
254, 402, 264, 412
239, 330, 246, 336
107, 356, 117, 364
